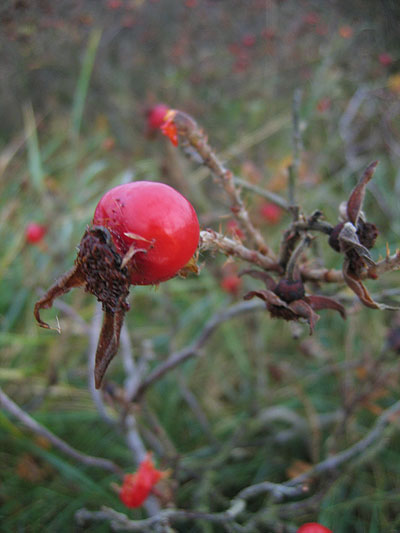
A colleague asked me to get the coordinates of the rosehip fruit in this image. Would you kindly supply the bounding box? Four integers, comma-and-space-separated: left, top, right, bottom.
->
93, 181, 200, 285
146, 103, 169, 133
297, 523, 332, 533
25, 222, 47, 244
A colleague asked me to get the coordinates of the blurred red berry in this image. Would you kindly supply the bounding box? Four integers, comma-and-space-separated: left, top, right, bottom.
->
379, 53, 393, 66
297, 523, 332, 533
221, 274, 242, 295
146, 103, 169, 133
227, 219, 245, 239
25, 223, 47, 244
242, 33, 256, 47
120, 454, 166, 508
260, 202, 282, 224
304, 12, 319, 25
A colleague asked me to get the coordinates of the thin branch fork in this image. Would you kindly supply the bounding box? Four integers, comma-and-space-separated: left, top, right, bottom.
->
0, 385, 123, 477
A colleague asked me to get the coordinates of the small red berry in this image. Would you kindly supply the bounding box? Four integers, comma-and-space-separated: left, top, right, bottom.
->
260, 202, 282, 224
146, 103, 169, 133
120, 454, 166, 508
297, 523, 332, 533
93, 181, 200, 285
25, 223, 47, 244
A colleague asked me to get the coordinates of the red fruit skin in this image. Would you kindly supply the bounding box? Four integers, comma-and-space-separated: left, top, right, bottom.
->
120, 455, 164, 508
260, 202, 282, 224
93, 181, 200, 285
146, 104, 169, 132
297, 523, 332, 533
25, 223, 47, 244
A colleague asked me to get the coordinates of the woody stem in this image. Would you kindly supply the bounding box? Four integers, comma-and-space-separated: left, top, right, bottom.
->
286, 235, 312, 281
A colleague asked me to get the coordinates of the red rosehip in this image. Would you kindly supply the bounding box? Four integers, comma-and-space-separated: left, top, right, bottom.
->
93, 181, 200, 285
260, 202, 282, 224
25, 223, 47, 244
146, 103, 169, 133
297, 523, 332, 533
120, 454, 166, 508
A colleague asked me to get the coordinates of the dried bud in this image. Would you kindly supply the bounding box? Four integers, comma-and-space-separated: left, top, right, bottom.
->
274, 278, 305, 303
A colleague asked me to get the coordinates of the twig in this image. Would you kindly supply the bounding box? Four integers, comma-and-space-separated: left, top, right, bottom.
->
169, 110, 273, 256
133, 300, 264, 400
233, 177, 289, 210
286, 399, 400, 487
0, 385, 123, 477
76, 499, 246, 531
200, 229, 279, 271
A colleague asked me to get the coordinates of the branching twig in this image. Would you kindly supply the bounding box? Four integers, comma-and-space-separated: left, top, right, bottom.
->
200, 229, 280, 271
133, 299, 264, 400
0, 385, 123, 477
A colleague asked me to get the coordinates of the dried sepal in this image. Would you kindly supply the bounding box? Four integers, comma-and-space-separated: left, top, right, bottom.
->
343, 259, 399, 311
34, 226, 132, 388
346, 160, 378, 225
243, 269, 346, 334
94, 308, 126, 389
288, 299, 320, 334
338, 222, 375, 266
34, 266, 85, 330
307, 295, 346, 319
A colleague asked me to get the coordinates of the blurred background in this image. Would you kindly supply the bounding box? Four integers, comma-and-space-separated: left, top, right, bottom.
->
1, 1, 400, 531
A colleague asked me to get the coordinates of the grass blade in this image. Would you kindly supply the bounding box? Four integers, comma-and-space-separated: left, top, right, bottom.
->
71, 29, 102, 138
